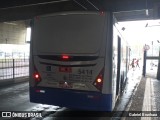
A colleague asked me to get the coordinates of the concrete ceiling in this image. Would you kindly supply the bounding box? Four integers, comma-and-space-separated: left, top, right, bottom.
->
0, 0, 159, 22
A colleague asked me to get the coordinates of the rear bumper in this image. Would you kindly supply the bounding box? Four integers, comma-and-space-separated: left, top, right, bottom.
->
30, 87, 112, 111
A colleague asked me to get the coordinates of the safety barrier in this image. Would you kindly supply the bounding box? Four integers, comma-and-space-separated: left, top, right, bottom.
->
0, 59, 29, 80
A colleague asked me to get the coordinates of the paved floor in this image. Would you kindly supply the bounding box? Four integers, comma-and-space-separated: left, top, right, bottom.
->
125, 76, 160, 120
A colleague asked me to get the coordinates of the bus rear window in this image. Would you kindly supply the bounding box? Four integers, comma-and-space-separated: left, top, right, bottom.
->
32, 13, 106, 54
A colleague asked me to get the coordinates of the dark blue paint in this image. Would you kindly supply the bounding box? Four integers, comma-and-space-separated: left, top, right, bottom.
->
30, 87, 112, 111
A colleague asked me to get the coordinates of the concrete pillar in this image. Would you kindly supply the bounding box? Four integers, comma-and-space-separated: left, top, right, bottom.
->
143, 51, 147, 77
157, 49, 160, 80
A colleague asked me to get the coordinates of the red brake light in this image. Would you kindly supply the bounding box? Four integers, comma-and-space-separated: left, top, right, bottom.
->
100, 11, 105, 16
34, 73, 41, 82
35, 89, 40, 92
93, 68, 104, 91
33, 66, 41, 85
35, 74, 39, 79
97, 78, 102, 83
62, 55, 70, 60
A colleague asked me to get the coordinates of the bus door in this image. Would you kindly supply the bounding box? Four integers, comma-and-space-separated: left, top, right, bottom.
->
116, 36, 121, 95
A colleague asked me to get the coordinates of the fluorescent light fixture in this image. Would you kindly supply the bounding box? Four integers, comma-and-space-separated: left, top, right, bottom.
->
3, 22, 17, 25
26, 27, 31, 42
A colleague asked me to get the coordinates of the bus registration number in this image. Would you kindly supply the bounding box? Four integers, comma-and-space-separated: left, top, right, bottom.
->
78, 69, 93, 75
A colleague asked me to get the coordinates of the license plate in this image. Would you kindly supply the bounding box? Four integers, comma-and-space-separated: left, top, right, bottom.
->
59, 67, 72, 73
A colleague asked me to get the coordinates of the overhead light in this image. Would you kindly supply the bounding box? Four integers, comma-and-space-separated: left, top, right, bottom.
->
3, 22, 17, 25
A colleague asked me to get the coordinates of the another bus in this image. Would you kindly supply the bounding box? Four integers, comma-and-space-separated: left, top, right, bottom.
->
29, 11, 130, 111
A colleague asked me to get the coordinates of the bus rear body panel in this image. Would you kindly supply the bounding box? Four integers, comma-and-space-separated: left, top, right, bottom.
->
29, 11, 127, 111
32, 55, 105, 92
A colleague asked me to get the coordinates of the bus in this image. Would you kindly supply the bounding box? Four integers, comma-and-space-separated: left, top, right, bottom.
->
29, 11, 130, 111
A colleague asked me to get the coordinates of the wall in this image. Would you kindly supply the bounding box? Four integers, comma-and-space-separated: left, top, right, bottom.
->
0, 21, 26, 44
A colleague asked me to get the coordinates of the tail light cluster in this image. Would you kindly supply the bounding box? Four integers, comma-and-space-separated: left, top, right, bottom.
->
33, 66, 41, 83
93, 68, 104, 91
34, 73, 41, 82
61, 54, 70, 61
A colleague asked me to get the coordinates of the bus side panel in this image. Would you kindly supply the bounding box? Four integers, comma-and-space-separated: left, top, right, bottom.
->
102, 13, 114, 110
102, 12, 113, 94
29, 20, 35, 88
30, 87, 112, 111
111, 15, 129, 111
114, 20, 129, 93
112, 25, 118, 110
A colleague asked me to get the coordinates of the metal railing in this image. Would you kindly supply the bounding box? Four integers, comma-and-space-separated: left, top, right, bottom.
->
0, 59, 29, 80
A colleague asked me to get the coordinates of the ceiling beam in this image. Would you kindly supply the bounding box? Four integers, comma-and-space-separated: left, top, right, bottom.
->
0, 1, 80, 22
0, 0, 71, 9
90, 0, 154, 11
0, 0, 158, 22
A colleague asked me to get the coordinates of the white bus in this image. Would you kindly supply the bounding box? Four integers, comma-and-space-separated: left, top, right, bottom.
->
29, 11, 130, 111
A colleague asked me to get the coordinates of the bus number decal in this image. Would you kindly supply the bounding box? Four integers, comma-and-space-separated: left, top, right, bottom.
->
78, 69, 93, 75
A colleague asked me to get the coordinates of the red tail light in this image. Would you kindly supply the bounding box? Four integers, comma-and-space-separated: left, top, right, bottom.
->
100, 11, 105, 16
97, 78, 102, 83
34, 73, 41, 82
62, 54, 70, 60
93, 68, 104, 91
34, 74, 39, 79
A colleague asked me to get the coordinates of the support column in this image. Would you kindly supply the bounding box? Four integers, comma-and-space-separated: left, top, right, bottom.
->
143, 51, 147, 77
157, 49, 160, 80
